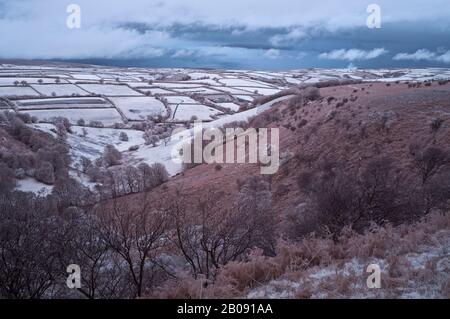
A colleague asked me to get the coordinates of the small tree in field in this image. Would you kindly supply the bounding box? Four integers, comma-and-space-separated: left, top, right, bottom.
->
0, 163, 16, 192
143, 131, 159, 147
103, 145, 122, 167
35, 161, 55, 185
119, 132, 129, 142
97, 197, 170, 297
413, 147, 450, 185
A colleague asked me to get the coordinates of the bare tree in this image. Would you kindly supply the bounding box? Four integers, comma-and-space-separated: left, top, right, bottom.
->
168, 185, 275, 280
0, 163, 16, 193
119, 132, 129, 142
97, 197, 170, 297
413, 147, 450, 185
35, 161, 55, 185
0, 192, 60, 298
103, 145, 122, 167
143, 131, 160, 147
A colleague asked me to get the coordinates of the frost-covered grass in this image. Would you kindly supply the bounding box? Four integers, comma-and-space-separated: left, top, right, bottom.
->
17, 97, 107, 106
70, 73, 101, 80
139, 88, 175, 95
213, 86, 256, 95
236, 87, 282, 95
158, 212, 450, 299
78, 84, 142, 96
31, 84, 88, 96
109, 96, 167, 121
165, 95, 199, 104
0, 77, 68, 85
154, 82, 202, 89
170, 104, 222, 122
24, 108, 123, 125
0, 86, 40, 97
32, 123, 145, 172
216, 102, 241, 112
245, 214, 450, 299
218, 78, 275, 88
16, 177, 53, 196
173, 87, 224, 94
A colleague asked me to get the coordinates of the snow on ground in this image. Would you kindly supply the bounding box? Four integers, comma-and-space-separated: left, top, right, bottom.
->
234, 95, 255, 102
172, 87, 224, 94
154, 82, 202, 89
0, 77, 68, 85
24, 108, 123, 125
68, 126, 146, 167
212, 86, 256, 95
31, 84, 88, 96
17, 97, 107, 106
165, 95, 199, 104
109, 96, 167, 121
18, 103, 113, 111
203, 95, 295, 129
5, 65, 449, 184
139, 88, 176, 95
78, 84, 142, 96
216, 102, 241, 112
0, 86, 40, 97
16, 177, 53, 196
70, 73, 101, 80
218, 78, 275, 88
246, 221, 450, 299
32, 123, 145, 170
187, 72, 215, 80
170, 104, 222, 122
247, 237, 450, 299
236, 87, 281, 95
186, 79, 222, 86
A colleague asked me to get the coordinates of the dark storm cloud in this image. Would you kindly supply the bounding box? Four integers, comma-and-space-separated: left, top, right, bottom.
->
0, 0, 450, 69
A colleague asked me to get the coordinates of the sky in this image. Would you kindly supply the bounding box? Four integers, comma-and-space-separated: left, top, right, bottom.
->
1, 0, 450, 70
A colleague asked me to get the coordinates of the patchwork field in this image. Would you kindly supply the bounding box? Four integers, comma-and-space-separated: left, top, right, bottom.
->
109, 96, 167, 121
77, 83, 143, 96
31, 84, 88, 96
22, 108, 123, 125
1, 62, 450, 181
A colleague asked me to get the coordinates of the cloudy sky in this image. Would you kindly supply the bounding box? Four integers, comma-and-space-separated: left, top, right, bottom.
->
1, 0, 450, 69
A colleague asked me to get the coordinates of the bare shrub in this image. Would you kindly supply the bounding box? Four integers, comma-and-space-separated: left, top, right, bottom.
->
298, 157, 414, 236
35, 161, 55, 185
304, 87, 321, 101
143, 131, 160, 146
119, 131, 129, 142
0, 192, 61, 298
412, 147, 450, 185
167, 185, 275, 280
103, 145, 122, 167
97, 197, 170, 297
0, 162, 16, 192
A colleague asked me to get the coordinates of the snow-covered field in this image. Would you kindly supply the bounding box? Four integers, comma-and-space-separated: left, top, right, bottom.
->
0, 86, 40, 97
31, 84, 88, 96
109, 96, 167, 121
78, 83, 143, 96
164, 95, 199, 104
16, 177, 53, 196
216, 102, 241, 112
0, 77, 68, 85
170, 104, 222, 122
1, 63, 450, 186
23, 108, 123, 125
139, 87, 175, 95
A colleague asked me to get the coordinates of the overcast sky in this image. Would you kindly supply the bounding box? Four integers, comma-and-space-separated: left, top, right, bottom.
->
1, 0, 450, 69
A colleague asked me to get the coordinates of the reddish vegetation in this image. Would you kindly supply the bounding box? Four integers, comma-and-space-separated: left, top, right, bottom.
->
118, 81, 450, 216
104, 81, 450, 298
